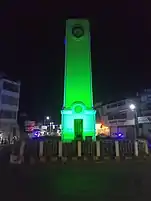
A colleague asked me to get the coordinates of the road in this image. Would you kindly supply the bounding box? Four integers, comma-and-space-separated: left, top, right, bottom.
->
0, 159, 151, 201
0, 142, 150, 201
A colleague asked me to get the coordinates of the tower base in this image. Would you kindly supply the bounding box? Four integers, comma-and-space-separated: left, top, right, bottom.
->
61, 104, 96, 142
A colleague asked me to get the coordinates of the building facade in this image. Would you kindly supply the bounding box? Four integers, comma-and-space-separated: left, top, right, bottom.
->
95, 89, 151, 139
95, 98, 139, 139
137, 89, 151, 138
0, 77, 20, 140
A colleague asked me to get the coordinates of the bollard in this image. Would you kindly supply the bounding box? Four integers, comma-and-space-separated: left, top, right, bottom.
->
50, 140, 59, 161
58, 141, 62, 157
39, 141, 44, 157
115, 141, 120, 160
71, 141, 78, 160
144, 140, 149, 155
19, 141, 26, 164
77, 141, 81, 157
96, 141, 100, 158
39, 141, 45, 162
10, 142, 21, 164
12, 141, 26, 164
20, 141, 26, 156
134, 141, 138, 157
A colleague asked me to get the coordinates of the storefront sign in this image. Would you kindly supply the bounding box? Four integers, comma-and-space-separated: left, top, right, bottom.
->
138, 116, 151, 123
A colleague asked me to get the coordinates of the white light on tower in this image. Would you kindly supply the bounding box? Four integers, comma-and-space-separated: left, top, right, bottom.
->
129, 104, 136, 111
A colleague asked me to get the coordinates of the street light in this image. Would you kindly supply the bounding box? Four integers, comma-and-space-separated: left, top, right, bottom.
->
129, 104, 136, 111
129, 103, 138, 139
46, 116, 50, 120
44, 116, 50, 127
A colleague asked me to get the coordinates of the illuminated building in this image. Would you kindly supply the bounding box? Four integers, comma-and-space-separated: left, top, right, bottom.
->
61, 19, 96, 142
95, 99, 138, 138
96, 123, 110, 136
0, 76, 20, 139
24, 121, 35, 132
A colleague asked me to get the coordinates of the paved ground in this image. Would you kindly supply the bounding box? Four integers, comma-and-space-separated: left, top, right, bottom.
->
1, 159, 151, 201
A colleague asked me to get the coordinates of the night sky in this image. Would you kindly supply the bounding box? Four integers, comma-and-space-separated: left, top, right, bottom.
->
0, 2, 150, 123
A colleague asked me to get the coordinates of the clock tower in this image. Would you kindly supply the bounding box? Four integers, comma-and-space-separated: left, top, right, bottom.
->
61, 19, 96, 142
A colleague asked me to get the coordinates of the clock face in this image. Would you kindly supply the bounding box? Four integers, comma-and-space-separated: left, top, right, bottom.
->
74, 105, 83, 113
72, 25, 84, 38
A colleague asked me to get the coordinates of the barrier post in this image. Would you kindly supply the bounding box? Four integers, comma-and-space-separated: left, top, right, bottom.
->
78, 141, 81, 157
39, 141, 45, 162
39, 141, 43, 157
19, 141, 26, 164
96, 141, 100, 159
58, 141, 62, 157
134, 141, 138, 157
115, 141, 120, 160
71, 141, 78, 160
144, 140, 149, 155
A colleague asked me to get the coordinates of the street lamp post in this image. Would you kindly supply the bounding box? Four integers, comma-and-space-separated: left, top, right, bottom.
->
50, 122, 54, 135
129, 104, 139, 140
44, 116, 51, 135
44, 116, 50, 125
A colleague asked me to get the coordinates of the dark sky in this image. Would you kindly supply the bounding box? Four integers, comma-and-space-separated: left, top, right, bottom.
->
0, 2, 151, 123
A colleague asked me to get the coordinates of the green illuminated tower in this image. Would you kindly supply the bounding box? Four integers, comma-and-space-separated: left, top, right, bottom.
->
61, 19, 96, 142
